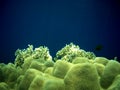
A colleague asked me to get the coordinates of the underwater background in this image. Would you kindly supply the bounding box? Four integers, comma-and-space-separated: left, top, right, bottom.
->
0, 0, 120, 63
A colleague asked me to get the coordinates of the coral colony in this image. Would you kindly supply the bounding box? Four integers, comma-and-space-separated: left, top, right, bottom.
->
0, 43, 120, 90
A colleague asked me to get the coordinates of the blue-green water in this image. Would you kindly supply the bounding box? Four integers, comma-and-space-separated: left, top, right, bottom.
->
0, 0, 120, 63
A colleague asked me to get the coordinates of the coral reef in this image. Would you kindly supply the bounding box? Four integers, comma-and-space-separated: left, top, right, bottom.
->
0, 43, 120, 90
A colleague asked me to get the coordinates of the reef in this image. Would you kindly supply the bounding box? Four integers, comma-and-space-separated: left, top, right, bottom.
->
0, 43, 120, 90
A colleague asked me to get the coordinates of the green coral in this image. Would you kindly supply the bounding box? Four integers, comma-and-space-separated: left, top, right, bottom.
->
64, 63, 101, 90
14, 44, 34, 67
54, 43, 96, 62
0, 82, 9, 90
100, 60, 120, 89
107, 75, 120, 90
0, 43, 120, 90
14, 45, 52, 67
32, 46, 52, 60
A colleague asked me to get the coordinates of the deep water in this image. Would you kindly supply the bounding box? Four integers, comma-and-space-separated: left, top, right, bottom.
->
0, 0, 120, 63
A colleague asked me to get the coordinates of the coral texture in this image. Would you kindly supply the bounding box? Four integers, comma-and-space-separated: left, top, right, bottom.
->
0, 43, 120, 90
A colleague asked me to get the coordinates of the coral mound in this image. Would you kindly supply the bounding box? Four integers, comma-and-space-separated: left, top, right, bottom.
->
0, 43, 120, 90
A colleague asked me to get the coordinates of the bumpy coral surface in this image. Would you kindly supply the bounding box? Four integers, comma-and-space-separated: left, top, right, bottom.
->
0, 43, 120, 90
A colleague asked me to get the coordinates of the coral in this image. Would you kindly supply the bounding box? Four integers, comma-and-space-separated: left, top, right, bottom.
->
0, 43, 120, 90
64, 63, 101, 90
52, 60, 72, 78
100, 60, 120, 89
72, 57, 89, 64
95, 57, 109, 65
0, 82, 9, 90
18, 69, 43, 90
94, 63, 105, 77
54, 43, 96, 62
14, 45, 52, 68
107, 75, 120, 90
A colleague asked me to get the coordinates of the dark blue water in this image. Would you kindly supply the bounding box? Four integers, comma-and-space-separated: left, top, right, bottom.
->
0, 0, 120, 63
